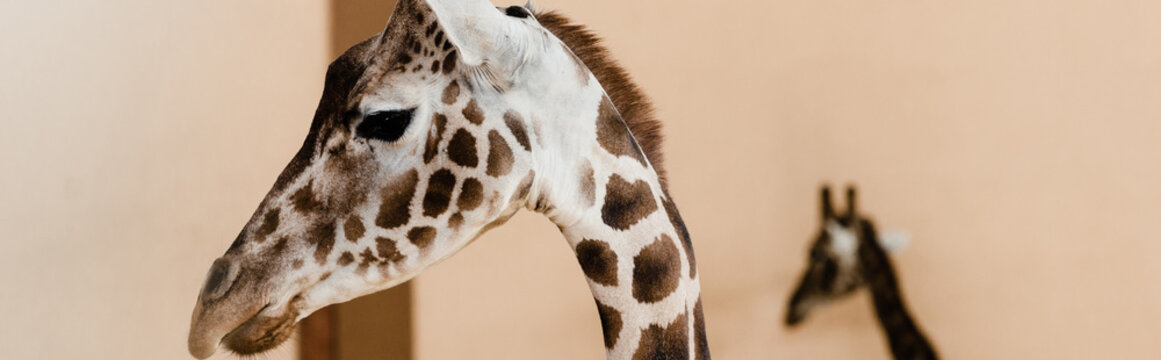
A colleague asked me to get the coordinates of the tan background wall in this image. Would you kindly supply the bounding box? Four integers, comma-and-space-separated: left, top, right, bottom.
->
3, 0, 1160, 359
0, 1, 329, 359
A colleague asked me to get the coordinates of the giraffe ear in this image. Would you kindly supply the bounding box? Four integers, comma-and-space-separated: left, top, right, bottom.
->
423, 0, 533, 89
819, 185, 835, 220
878, 228, 911, 254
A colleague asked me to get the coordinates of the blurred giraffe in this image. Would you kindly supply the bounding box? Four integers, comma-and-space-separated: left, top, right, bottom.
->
786, 185, 938, 360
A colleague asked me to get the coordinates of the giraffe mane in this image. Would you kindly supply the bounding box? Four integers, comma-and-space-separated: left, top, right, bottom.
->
535, 10, 668, 187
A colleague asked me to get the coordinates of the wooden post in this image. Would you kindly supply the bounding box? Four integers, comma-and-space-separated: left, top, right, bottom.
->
299, 305, 336, 360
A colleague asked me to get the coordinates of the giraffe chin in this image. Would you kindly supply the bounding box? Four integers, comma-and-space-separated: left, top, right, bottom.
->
188, 294, 305, 359
219, 296, 304, 357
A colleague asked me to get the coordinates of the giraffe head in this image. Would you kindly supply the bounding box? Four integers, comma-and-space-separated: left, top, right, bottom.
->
784, 185, 909, 326
188, 0, 620, 357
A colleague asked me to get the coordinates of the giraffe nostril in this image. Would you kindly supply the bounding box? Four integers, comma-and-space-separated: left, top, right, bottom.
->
200, 258, 240, 302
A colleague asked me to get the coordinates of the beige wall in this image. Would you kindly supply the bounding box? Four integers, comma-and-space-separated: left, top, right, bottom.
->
413, 0, 1161, 359
0, 1, 329, 359
4, 0, 1161, 359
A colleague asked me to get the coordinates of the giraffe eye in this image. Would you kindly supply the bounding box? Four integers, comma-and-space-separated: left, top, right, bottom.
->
357, 109, 414, 142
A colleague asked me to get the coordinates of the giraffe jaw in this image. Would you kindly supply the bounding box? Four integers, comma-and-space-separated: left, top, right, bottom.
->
217, 295, 305, 357
188, 287, 308, 359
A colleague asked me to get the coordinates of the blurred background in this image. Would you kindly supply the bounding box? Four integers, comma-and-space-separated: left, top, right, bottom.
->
2, 0, 1160, 359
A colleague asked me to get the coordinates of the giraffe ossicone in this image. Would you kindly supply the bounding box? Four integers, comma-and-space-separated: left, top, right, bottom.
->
187, 1, 708, 359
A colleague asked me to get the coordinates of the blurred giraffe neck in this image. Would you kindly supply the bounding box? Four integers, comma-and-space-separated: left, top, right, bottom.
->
859, 221, 937, 360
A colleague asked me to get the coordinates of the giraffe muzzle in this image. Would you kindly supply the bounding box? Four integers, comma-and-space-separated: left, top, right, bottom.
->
188, 256, 277, 359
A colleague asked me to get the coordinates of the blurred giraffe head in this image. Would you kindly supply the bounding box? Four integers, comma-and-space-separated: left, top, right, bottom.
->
784, 185, 909, 326
188, 0, 619, 357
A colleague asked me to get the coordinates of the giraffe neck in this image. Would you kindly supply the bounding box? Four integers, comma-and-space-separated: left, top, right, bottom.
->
555, 188, 707, 360
859, 222, 937, 360
462, 21, 709, 354
520, 89, 708, 358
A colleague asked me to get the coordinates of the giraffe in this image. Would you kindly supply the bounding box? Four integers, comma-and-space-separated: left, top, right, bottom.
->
186, 1, 709, 359
784, 186, 938, 360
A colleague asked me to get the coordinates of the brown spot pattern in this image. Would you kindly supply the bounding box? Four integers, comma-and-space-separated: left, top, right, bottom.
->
486, 130, 514, 177
343, 215, 364, 242
376, 169, 419, 229
338, 251, 355, 266
503, 111, 531, 151
290, 182, 322, 214
448, 212, 464, 229
423, 169, 456, 217
424, 113, 448, 163
407, 226, 437, 249
441, 80, 460, 104
601, 174, 658, 230
264, 237, 289, 257
375, 237, 405, 264
596, 300, 622, 349
462, 99, 485, 125
322, 147, 374, 215
446, 129, 478, 168
457, 178, 484, 211
442, 50, 457, 74
632, 312, 690, 360
662, 194, 697, 278
632, 235, 681, 303
575, 239, 618, 286
254, 208, 280, 242
356, 248, 377, 274
397, 53, 413, 67
308, 222, 337, 265
595, 97, 648, 167
694, 299, 710, 360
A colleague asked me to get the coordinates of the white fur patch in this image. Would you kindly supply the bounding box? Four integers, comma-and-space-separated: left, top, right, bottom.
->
825, 220, 859, 265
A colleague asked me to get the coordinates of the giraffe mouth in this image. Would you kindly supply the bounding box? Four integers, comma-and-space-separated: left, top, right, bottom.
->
189, 257, 331, 359
219, 295, 305, 356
